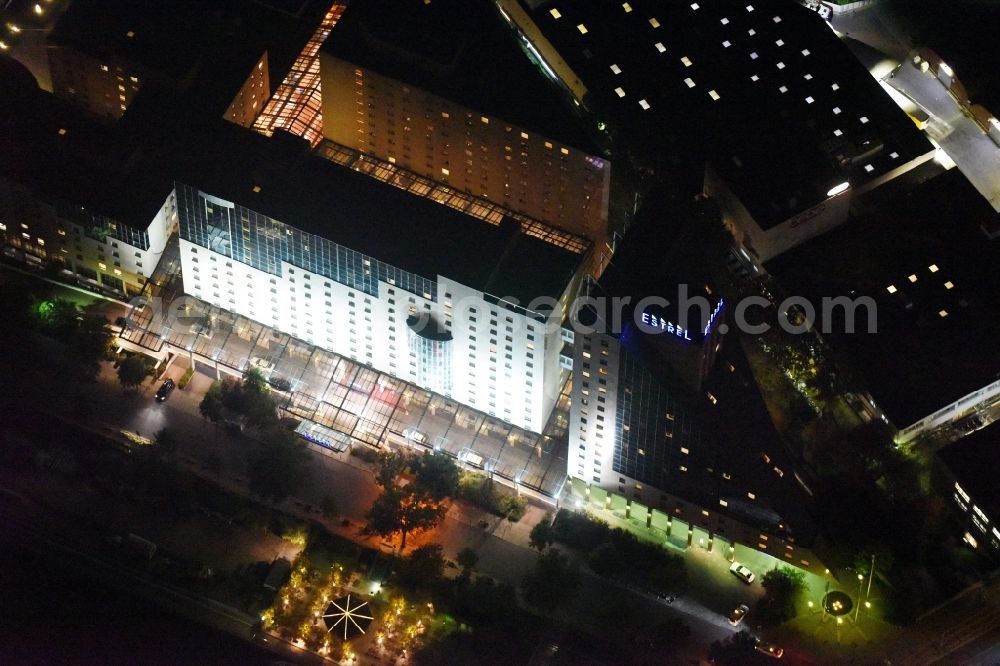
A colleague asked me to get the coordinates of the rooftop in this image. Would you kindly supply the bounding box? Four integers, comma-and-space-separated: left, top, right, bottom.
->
321, 0, 597, 154
523, 0, 933, 228
767, 168, 1000, 429
48, 0, 331, 117
938, 421, 1000, 521
0, 61, 585, 306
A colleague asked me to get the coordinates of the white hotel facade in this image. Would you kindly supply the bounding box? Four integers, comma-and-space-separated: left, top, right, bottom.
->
173, 182, 583, 434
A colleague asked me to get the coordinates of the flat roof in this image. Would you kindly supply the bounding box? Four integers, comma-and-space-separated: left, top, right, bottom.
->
0, 63, 584, 306
524, 0, 933, 228
321, 0, 598, 154
767, 168, 1000, 428
48, 0, 330, 116
938, 422, 1000, 521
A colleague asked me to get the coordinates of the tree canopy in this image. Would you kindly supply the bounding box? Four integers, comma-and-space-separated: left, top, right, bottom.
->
522, 548, 580, 612
247, 425, 311, 503
117, 354, 152, 390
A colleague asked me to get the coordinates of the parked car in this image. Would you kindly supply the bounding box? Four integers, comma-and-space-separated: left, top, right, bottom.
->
729, 562, 755, 584
728, 604, 749, 626
154, 378, 175, 402
755, 638, 784, 659
403, 428, 428, 445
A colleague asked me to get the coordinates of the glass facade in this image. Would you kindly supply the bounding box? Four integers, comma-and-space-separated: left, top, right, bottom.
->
57, 201, 151, 251
613, 345, 703, 488
406, 314, 453, 395
176, 182, 437, 299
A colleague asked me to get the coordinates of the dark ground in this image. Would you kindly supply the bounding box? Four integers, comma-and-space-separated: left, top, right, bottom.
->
0, 543, 277, 665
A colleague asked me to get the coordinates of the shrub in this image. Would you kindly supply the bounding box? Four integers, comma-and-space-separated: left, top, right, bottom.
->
350, 445, 382, 463
458, 474, 527, 522
178, 365, 195, 389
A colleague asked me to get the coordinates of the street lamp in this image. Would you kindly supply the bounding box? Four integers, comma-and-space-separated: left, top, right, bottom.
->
855, 573, 864, 623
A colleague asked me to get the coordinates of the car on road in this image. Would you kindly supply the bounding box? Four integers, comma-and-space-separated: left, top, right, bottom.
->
728, 604, 749, 626
730, 562, 755, 584
755, 638, 784, 659
154, 378, 175, 402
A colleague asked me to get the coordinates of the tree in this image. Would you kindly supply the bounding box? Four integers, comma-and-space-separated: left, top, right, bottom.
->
396, 543, 446, 589
155, 427, 179, 457
522, 548, 579, 612
117, 354, 151, 390
320, 493, 339, 519
411, 451, 460, 501
243, 367, 269, 394
199, 380, 226, 422
529, 512, 555, 552
757, 566, 806, 625
708, 631, 757, 666
67, 311, 113, 380
33, 297, 80, 339
456, 547, 479, 576
247, 426, 311, 502
587, 542, 618, 576
364, 487, 445, 551
374, 451, 409, 489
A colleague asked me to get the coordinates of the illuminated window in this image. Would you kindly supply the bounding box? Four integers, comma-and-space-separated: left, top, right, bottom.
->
908, 274, 917, 283
886, 285, 897, 294
944, 281, 955, 290
654, 42, 666, 53
441, 167, 450, 176
549, 8, 561, 19
939, 310, 948, 318
576, 23, 588, 34
929, 264, 939, 273
709, 90, 720, 101
614, 87, 625, 97
681, 56, 692, 67
639, 99, 650, 109
610, 63, 622, 75
622, 2, 632, 12
649, 17, 660, 28
684, 78, 695, 88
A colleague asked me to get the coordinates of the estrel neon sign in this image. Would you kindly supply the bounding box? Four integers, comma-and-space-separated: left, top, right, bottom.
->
640, 311, 692, 341
703, 298, 725, 337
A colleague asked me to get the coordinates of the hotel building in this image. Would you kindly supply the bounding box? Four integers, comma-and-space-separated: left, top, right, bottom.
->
318, 0, 612, 270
